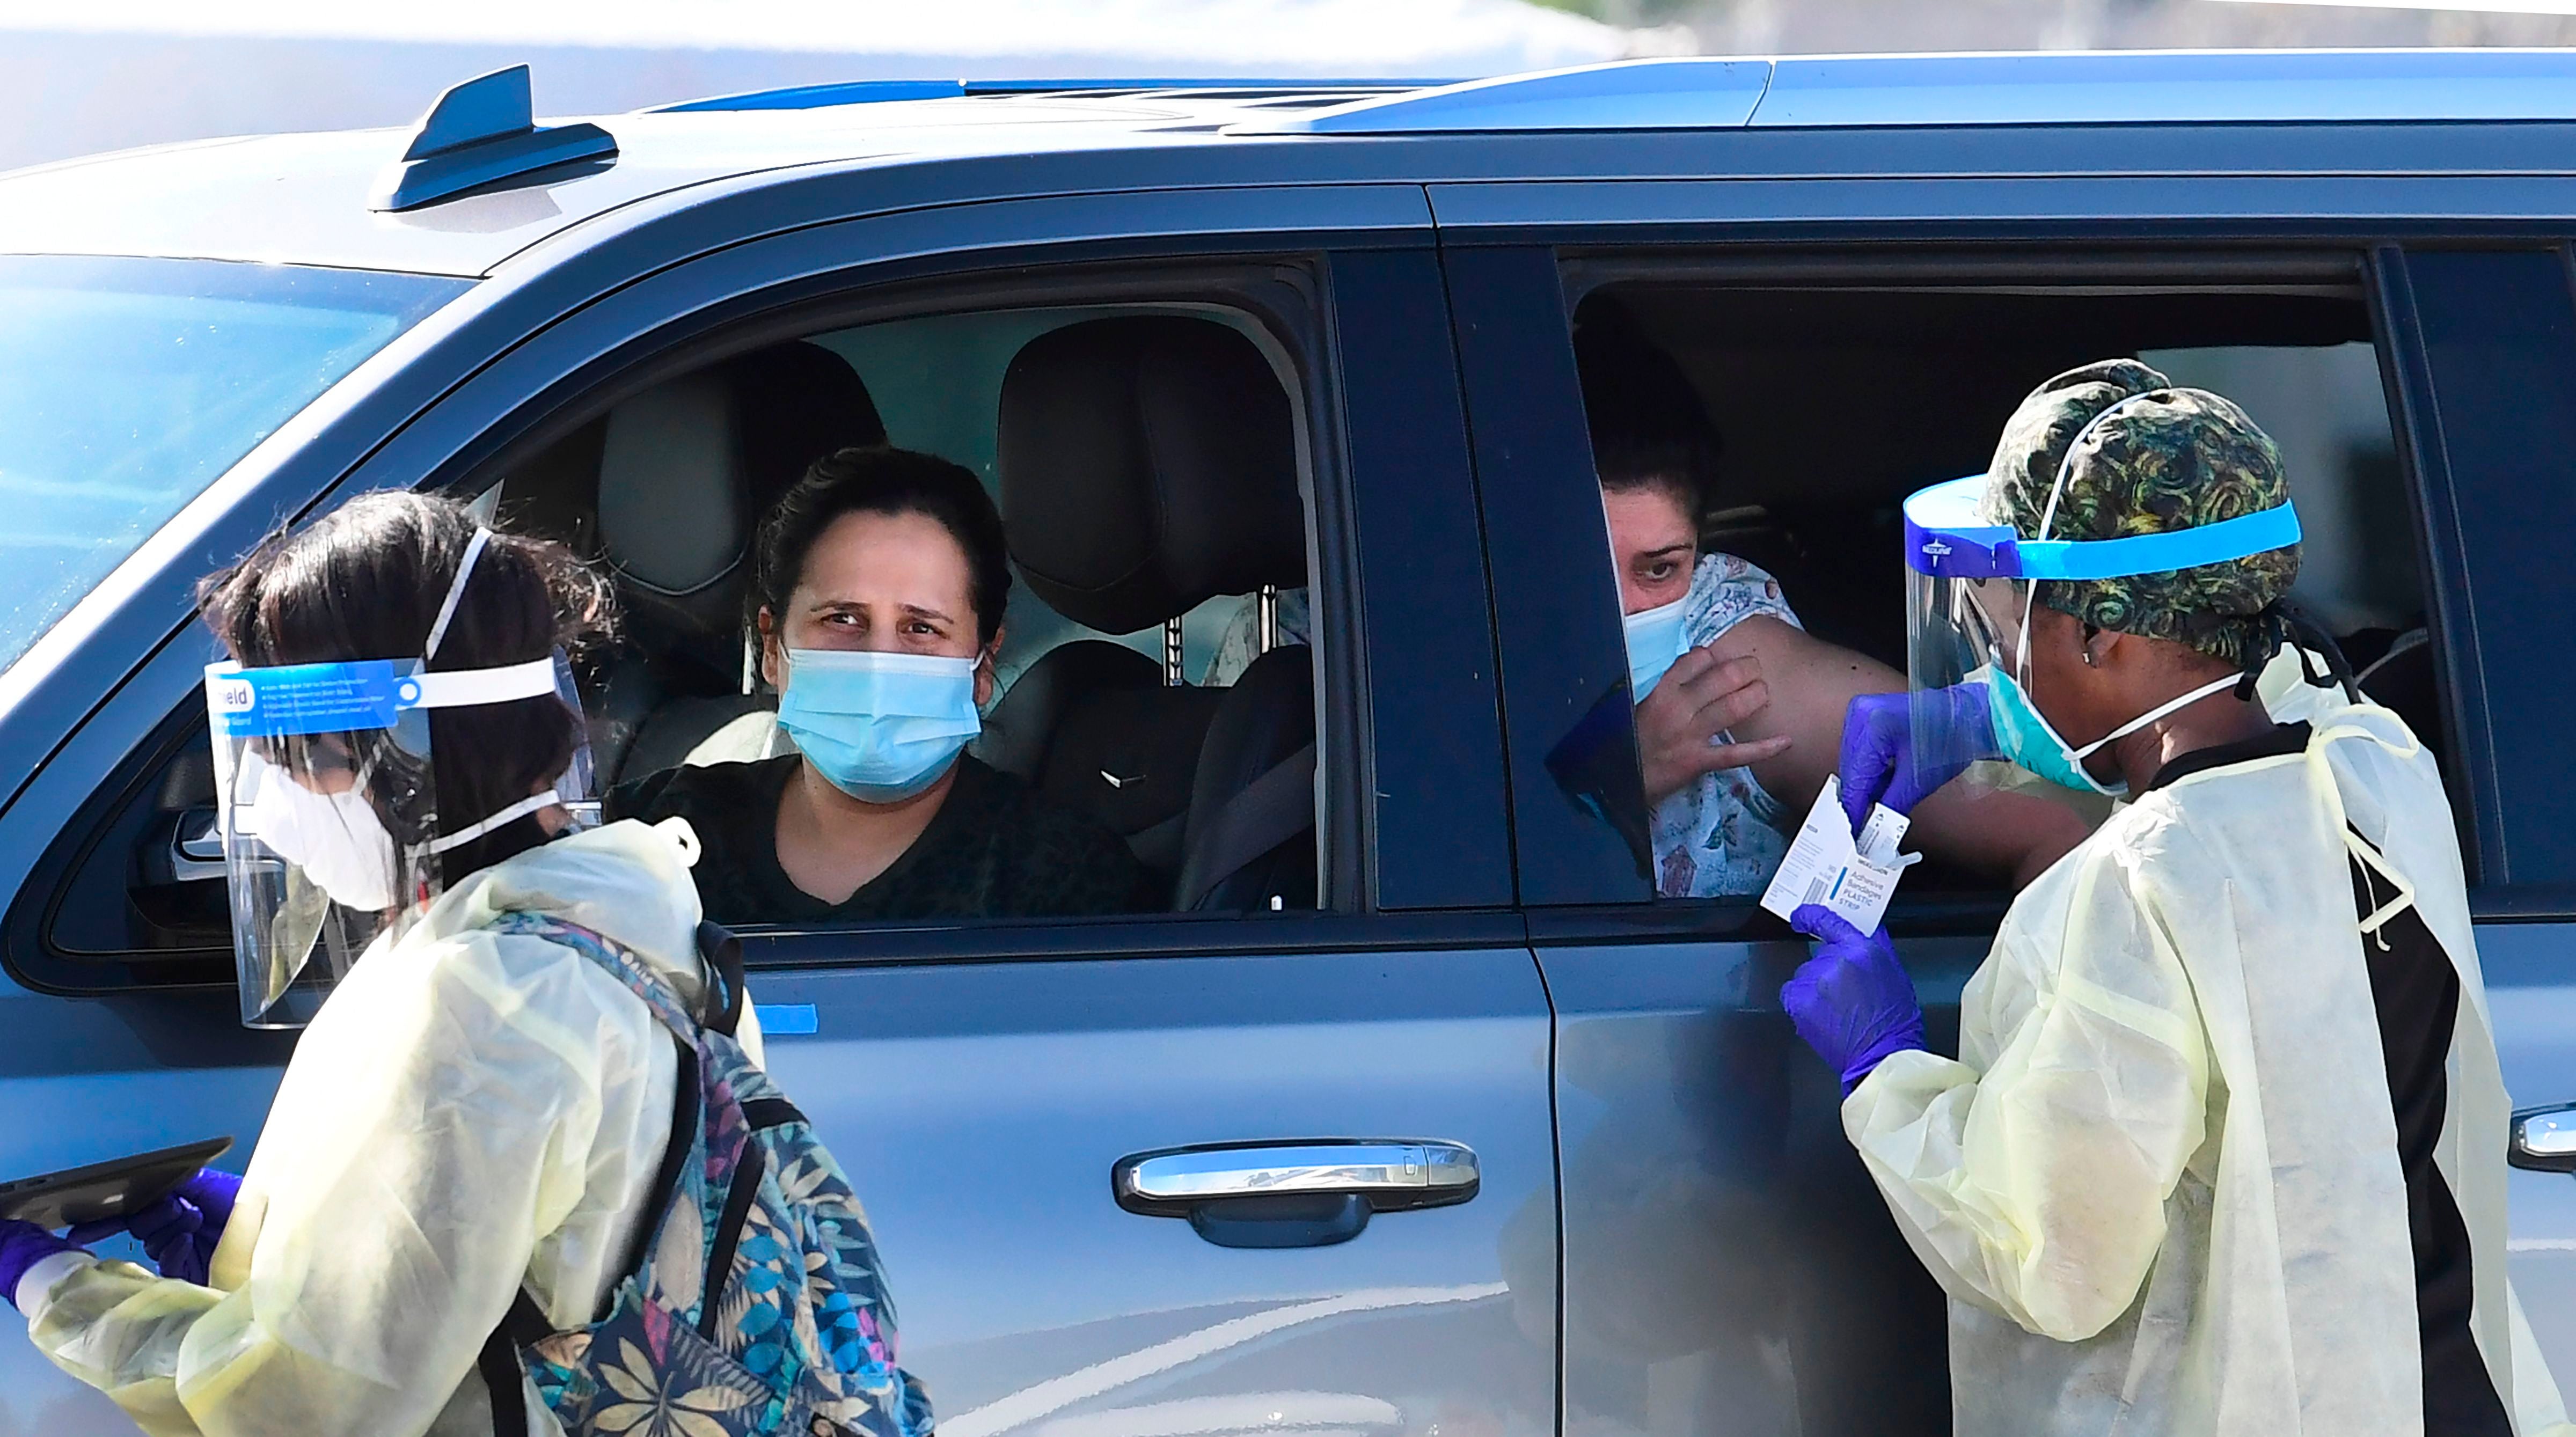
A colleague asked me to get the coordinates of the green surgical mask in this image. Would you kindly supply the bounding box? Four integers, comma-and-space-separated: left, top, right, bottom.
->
1971, 661, 2240, 798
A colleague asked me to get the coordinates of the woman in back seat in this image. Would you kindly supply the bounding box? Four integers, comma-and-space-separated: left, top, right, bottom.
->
610, 445, 1153, 923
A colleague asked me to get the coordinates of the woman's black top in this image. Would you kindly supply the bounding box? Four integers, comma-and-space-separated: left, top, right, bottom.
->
608, 754, 1155, 925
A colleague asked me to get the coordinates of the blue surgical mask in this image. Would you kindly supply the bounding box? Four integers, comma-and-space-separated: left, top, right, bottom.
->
777, 649, 982, 803
1623, 593, 1690, 701
1971, 661, 2242, 798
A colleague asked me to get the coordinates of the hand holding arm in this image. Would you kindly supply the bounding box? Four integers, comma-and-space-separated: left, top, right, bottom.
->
1634, 647, 1791, 807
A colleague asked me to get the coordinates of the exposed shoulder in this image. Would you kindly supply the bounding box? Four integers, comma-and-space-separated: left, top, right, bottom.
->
1704, 614, 1887, 694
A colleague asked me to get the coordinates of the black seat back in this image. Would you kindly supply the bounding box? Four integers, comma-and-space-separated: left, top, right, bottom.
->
582, 341, 884, 784
994, 316, 1310, 903
1176, 645, 1316, 911
978, 639, 1213, 871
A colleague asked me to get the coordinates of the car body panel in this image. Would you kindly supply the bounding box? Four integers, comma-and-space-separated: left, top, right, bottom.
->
1540, 935, 1986, 1435
747, 944, 1557, 1437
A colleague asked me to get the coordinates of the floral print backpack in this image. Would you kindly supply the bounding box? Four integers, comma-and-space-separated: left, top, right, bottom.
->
477, 913, 934, 1437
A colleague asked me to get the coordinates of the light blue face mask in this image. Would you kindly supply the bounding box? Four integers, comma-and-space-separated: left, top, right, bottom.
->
776, 649, 983, 803
1623, 593, 1690, 701
1970, 660, 2242, 798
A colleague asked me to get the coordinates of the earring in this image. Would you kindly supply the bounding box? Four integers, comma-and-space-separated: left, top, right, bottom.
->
2082, 648, 2097, 668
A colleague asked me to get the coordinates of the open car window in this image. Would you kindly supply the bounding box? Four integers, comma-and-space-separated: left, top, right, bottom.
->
1557, 268, 2439, 917
499, 301, 1323, 929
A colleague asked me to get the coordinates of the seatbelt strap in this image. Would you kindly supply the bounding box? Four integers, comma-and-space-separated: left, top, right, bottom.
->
1177, 743, 1316, 910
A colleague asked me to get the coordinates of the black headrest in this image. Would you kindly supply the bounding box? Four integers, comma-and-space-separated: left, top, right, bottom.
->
724, 341, 888, 519
596, 340, 884, 670
998, 317, 1305, 635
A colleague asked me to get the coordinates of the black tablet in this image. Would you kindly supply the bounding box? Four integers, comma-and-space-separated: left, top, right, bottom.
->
0, 1138, 233, 1230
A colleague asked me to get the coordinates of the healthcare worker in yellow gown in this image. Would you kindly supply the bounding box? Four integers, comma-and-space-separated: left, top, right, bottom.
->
0, 493, 789, 1435
1795, 358, 2572, 1436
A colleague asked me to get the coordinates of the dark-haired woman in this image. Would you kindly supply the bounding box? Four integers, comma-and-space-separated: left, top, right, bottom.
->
612, 444, 1150, 922
0, 491, 924, 1433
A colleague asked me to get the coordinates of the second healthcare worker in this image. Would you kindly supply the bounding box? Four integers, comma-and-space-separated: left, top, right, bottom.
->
1791, 359, 2568, 1435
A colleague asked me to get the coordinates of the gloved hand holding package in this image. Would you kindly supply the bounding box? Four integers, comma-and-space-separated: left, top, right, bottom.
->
1836, 684, 2000, 832
1781, 905, 1927, 1095
1761, 775, 1923, 934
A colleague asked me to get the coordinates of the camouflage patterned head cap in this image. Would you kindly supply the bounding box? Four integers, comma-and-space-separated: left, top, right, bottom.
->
1980, 358, 2300, 670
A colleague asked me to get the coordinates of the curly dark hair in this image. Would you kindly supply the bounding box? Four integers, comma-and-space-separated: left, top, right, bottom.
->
196, 489, 617, 884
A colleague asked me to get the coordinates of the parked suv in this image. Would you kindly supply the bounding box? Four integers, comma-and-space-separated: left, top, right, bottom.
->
7, 48, 2576, 1436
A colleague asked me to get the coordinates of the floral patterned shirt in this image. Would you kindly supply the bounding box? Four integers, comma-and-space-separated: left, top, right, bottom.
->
1203, 556, 1797, 899
1651, 554, 1801, 899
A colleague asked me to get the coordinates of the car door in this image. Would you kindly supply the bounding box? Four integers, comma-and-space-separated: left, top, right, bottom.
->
0, 186, 1557, 1435
1443, 240, 1953, 1437
1436, 129, 2576, 1433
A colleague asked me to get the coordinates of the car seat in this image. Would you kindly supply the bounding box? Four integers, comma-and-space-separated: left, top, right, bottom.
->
581, 341, 885, 785
989, 315, 1314, 908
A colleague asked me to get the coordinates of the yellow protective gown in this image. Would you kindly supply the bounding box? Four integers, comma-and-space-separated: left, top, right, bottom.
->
18, 817, 762, 1437
1846, 693, 2571, 1435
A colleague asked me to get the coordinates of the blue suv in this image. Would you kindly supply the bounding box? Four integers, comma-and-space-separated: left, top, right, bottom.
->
8, 48, 2576, 1437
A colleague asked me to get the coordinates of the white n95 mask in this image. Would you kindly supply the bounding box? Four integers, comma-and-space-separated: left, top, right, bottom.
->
240, 750, 399, 912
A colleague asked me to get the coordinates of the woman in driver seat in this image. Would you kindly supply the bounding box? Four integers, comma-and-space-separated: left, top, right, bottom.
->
612, 444, 1152, 923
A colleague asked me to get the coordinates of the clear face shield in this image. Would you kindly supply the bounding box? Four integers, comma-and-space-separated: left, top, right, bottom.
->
1900, 467, 2303, 797
202, 531, 596, 1028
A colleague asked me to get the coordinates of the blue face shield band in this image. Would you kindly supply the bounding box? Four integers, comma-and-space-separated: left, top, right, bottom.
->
775, 649, 983, 803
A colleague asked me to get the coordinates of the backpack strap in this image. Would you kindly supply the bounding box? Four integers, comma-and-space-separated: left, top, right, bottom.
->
487, 911, 699, 1042
478, 912, 711, 1436
697, 921, 746, 1037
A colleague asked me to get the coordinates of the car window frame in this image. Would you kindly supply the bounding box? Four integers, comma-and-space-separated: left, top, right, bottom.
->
0, 183, 1518, 996
2376, 241, 2576, 915
1459, 234, 2472, 935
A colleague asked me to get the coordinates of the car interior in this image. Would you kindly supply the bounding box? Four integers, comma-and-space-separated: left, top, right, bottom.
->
1571, 276, 2448, 897
496, 303, 1323, 922
42, 301, 1326, 964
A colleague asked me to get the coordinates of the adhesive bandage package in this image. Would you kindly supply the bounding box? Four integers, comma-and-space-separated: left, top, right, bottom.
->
1759, 775, 1923, 933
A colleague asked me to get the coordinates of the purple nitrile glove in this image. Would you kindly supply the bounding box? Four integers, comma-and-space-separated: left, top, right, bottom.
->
1837, 683, 2000, 834
0, 1219, 82, 1313
70, 1169, 239, 1287
1784, 904, 1928, 1096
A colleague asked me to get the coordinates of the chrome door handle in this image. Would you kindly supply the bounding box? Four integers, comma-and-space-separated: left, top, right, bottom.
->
1114, 1140, 1479, 1217
2513, 1104, 2576, 1172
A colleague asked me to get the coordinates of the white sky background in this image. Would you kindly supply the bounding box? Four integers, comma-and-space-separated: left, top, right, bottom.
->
0, 0, 1625, 172
0, 0, 1621, 69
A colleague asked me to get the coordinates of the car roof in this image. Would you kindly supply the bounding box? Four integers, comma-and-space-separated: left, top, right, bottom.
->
9, 48, 2576, 279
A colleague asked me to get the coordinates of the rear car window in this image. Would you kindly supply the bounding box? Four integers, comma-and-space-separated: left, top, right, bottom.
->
0, 256, 467, 673
1554, 270, 2438, 914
